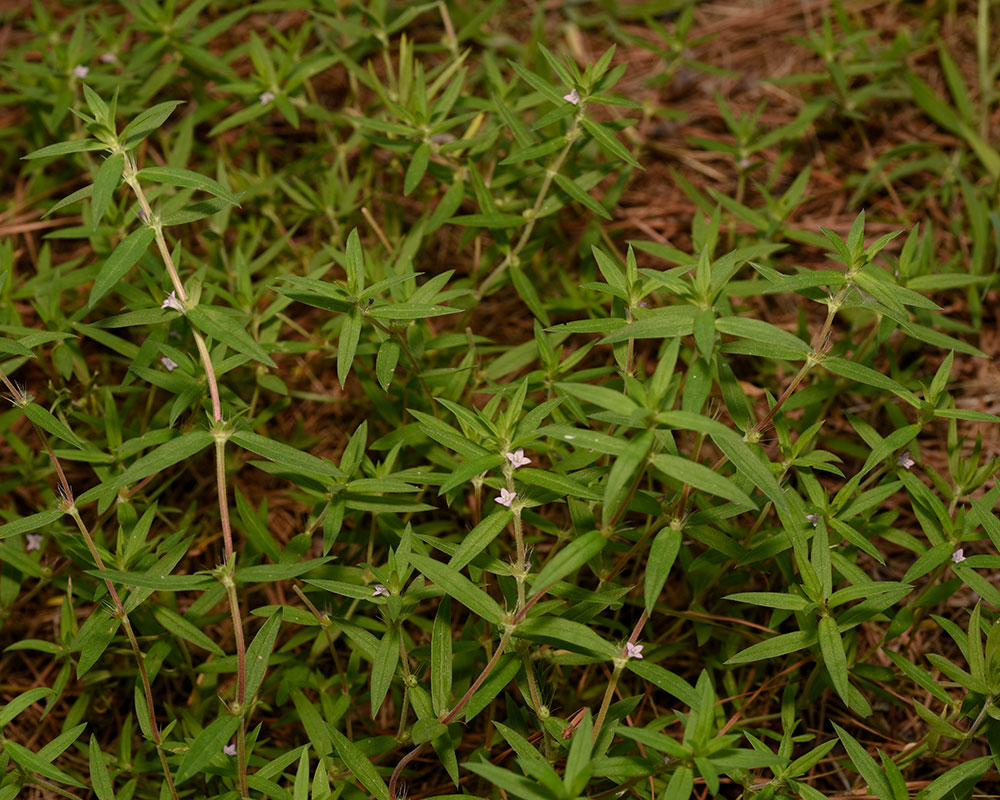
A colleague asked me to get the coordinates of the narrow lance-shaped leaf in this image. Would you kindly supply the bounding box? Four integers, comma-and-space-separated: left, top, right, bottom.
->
187, 306, 276, 368
91, 152, 124, 231
135, 166, 241, 205
409, 552, 503, 625
175, 715, 241, 784
329, 727, 391, 800
431, 596, 452, 716
89, 227, 156, 308
818, 615, 850, 704
244, 609, 283, 702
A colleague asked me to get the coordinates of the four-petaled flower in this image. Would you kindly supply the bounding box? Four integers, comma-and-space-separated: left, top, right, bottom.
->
73, 65, 89, 79
259, 91, 275, 105
372, 584, 389, 597
161, 357, 178, 372
495, 488, 516, 507
952, 548, 966, 564
161, 291, 184, 312
505, 448, 530, 469
624, 642, 644, 660
223, 744, 237, 756
898, 451, 915, 470
25, 534, 42, 552
806, 514, 818, 528
563, 88, 580, 105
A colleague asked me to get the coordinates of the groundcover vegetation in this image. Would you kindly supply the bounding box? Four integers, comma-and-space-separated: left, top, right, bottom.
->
2, 0, 1000, 797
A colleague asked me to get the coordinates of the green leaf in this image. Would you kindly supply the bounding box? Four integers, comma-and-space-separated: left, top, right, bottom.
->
914, 756, 992, 800
0, 688, 54, 727
88, 735, 115, 800
832, 722, 893, 800
726, 630, 816, 664
23, 139, 108, 160
603, 430, 653, 527
0, 509, 63, 541
235, 558, 329, 583
448, 510, 513, 571
644, 527, 681, 615
232, 430, 341, 477
404, 141, 431, 195
187, 306, 276, 367
370, 627, 399, 717
580, 118, 642, 168
818, 616, 850, 704
375, 339, 399, 391
120, 100, 185, 149
106, 431, 214, 495
651, 454, 756, 507
337, 307, 362, 388
515, 616, 619, 660
89, 226, 156, 308
598, 306, 697, 342
3, 740, 86, 788
531, 530, 606, 595
23, 403, 81, 448
823, 357, 920, 407
553, 172, 611, 219
409, 552, 503, 625
431, 596, 452, 716
451, 212, 526, 228
91, 152, 123, 230
152, 605, 226, 655
715, 316, 811, 355
724, 591, 812, 611
555, 382, 638, 414
245, 609, 283, 702
135, 167, 241, 205
176, 715, 241, 784
329, 727, 390, 800
86, 569, 213, 591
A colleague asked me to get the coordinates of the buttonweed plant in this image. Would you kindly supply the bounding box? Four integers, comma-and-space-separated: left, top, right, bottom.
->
2, 1, 1000, 799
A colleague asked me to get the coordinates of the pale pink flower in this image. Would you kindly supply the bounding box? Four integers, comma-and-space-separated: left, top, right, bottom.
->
806, 514, 818, 528
505, 449, 531, 469
259, 91, 275, 105
563, 88, 581, 105
223, 744, 237, 756
372, 584, 389, 597
161, 291, 184, 312
99, 53, 118, 64
624, 642, 644, 660
898, 451, 915, 470
952, 548, 966, 564
73, 65, 89, 79
495, 488, 516, 507
25, 533, 42, 552
161, 357, 178, 372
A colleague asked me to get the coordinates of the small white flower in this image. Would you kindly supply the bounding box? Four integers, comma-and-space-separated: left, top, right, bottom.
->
563, 88, 581, 105
372, 584, 389, 597
99, 52, 118, 64
161, 291, 184, 312
505, 449, 531, 469
898, 451, 915, 470
806, 514, 818, 528
495, 488, 516, 507
161, 357, 178, 372
259, 91, 275, 105
952, 548, 966, 564
624, 642, 644, 660
73, 65, 89, 79
223, 744, 237, 756
25, 533, 42, 552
